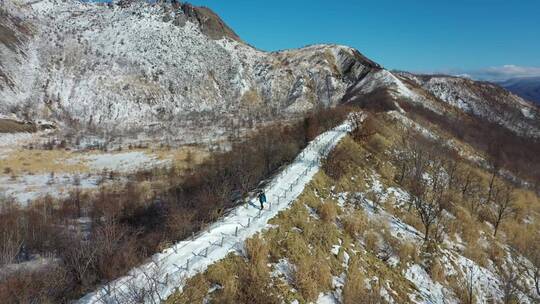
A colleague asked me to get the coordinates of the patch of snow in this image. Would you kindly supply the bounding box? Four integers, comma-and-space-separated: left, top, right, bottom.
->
331, 244, 341, 256
78, 151, 167, 173
316, 292, 339, 304
272, 258, 294, 284
405, 264, 454, 304
0, 173, 100, 206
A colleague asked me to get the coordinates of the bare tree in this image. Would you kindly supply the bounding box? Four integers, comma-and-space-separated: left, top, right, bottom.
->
392, 129, 414, 185
520, 234, 540, 298
461, 266, 476, 304
0, 231, 23, 266
487, 184, 516, 237
410, 179, 448, 243
454, 167, 487, 217
61, 237, 99, 287
445, 158, 459, 190
0, 202, 24, 266
501, 272, 520, 304
72, 174, 82, 218
486, 141, 503, 204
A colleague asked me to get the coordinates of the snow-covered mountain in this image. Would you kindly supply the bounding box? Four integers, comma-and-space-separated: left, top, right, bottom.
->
0, 0, 380, 136
1, 0, 539, 140
396, 72, 540, 137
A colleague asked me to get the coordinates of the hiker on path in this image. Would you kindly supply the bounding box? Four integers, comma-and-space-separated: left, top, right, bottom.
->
258, 190, 267, 210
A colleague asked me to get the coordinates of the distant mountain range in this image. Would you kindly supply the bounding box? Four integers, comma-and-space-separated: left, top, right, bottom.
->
498, 76, 540, 105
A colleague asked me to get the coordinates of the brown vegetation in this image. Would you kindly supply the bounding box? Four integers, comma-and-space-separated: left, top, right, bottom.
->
0, 107, 352, 302
401, 102, 540, 184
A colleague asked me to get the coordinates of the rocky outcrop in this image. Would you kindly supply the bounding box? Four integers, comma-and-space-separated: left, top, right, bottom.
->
180, 3, 242, 42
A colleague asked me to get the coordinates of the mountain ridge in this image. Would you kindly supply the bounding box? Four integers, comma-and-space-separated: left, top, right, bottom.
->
0, 0, 539, 141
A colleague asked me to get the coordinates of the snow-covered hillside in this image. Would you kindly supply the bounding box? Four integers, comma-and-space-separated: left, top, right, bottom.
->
160, 112, 540, 304
397, 72, 540, 137
0, 0, 379, 136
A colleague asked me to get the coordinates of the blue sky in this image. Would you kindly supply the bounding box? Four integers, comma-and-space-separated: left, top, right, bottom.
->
187, 0, 540, 80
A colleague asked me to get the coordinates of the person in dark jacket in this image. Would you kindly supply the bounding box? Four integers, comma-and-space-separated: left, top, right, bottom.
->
258, 190, 267, 210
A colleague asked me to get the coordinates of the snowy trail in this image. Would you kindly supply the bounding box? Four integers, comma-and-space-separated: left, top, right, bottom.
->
79, 117, 360, 304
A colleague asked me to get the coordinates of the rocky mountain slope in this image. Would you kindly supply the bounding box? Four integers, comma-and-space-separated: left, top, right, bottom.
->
341, 68, 540, 138
397, 73, 540, 136
0, 0, 379, 138
2, 0, 538, 143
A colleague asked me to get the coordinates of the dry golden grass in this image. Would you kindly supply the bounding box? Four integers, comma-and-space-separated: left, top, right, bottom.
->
401, 211, 424, 235
0, 145, 207, 177
377, 161, 396, 182
0, 119, 37, 133
511, 188, 539, 221
398, 241, 420, 266
363, 230, 380, 253
245, 235, 269, 272
205, 258, 239, 303
166, 274, 210, 304
366, 133, 391, 154
342, 209, 369, 238
488, 241, 506, 271
342, 257, 371, 304
194, 250, 280, 304
240, 88, 262, 106
353, 253, 416, 304
428, 257, 446, 284
150, 146, 208, 168
447, 274, 477, 304
0, 149, 89, 175
317, 200, 338, 223
503, 220, 540, 254
293, 255, 332, 302
453, 207, 482, 244
463, 241, 488, 268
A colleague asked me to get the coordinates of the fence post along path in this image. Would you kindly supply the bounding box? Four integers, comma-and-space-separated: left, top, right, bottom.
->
79, 112, 365, 304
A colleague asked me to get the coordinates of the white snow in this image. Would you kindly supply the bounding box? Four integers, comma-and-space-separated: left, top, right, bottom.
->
316, 293, 339, 304
78, 151, 166, 173
271, 258, 295, 284
405, 265, 449, 304
78, 117, 360, 304
0, 173, 100, 206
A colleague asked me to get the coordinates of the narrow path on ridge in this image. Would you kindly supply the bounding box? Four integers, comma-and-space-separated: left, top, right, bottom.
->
79, 113, 364, 304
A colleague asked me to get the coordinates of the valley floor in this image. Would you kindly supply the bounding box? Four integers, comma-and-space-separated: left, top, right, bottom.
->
0, 130, 207, 204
